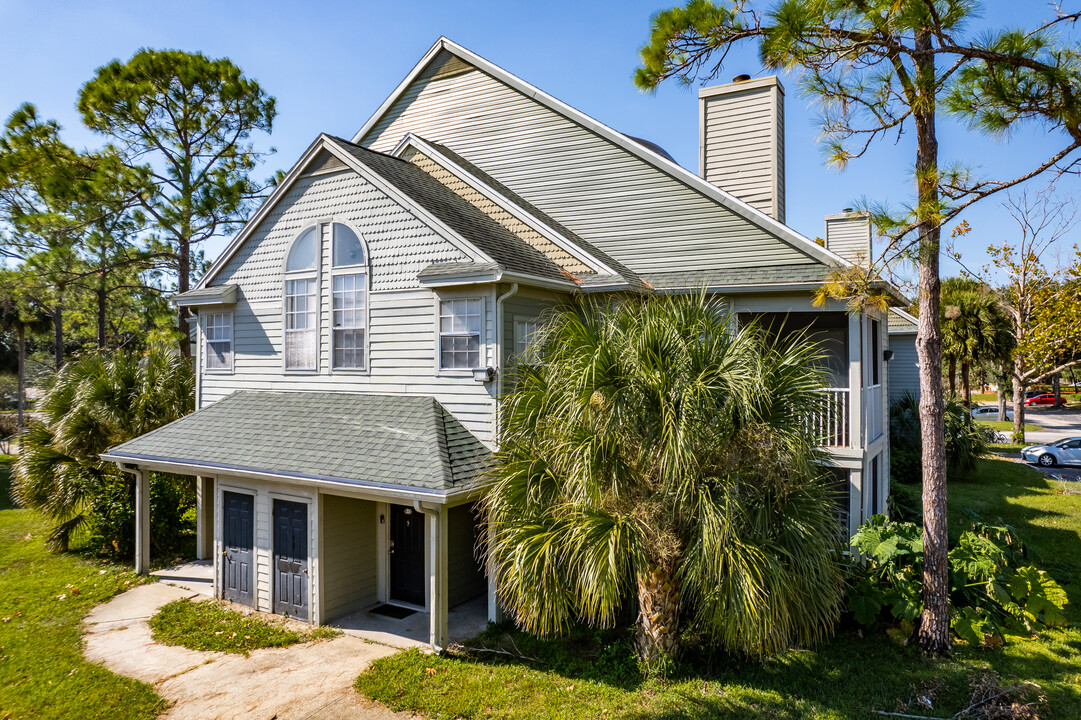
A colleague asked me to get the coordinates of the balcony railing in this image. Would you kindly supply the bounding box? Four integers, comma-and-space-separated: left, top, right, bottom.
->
808, 387, 851, 448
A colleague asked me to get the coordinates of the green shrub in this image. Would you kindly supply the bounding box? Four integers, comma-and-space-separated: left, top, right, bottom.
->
84, 472, 194, 557
888, 392, 990, 483
847, 515, 1067, 645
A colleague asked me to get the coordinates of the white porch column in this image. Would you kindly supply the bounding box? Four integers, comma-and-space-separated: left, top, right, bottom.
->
486, 522, 504, 624
429, 505, 449, 652
134, 468, 150, 575
195, 476, 214, 560
847, 312, 864, 449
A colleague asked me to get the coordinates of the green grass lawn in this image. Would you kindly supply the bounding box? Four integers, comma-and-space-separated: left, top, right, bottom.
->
0, 455, 166, 719
150, 597, 339, 655
976, 419, 1043, 432
357, 457, 1081, 720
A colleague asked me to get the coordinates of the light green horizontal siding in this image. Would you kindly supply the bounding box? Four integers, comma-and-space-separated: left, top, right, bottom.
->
448, 503, 486, 608
320, 494, 378, 621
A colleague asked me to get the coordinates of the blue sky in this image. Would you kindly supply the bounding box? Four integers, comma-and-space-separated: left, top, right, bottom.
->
2, 0, 1078, 287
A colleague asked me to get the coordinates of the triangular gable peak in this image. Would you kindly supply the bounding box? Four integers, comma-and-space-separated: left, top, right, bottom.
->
199, 134, 593, 292
354, 38, 849, 283
393, 133, 644, 289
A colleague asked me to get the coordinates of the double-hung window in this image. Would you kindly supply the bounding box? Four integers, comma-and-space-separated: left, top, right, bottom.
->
204, 312, 233, 370
284, 226, 318, 370
514, 318, 541, 365
331, 224, 367, 370
439, 298, 483, 370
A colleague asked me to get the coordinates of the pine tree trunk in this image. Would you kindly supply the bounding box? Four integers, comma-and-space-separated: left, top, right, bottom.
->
178, 238, 191, 359
16, 324, 25, 431
52, 303, 63, 371
635, 568, 680, 665
912, 29, 951, 656
97, 283, 107, 350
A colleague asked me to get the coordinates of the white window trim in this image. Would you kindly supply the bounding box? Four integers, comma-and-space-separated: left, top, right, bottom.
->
513, 318, 541, 365
203, 310, 234, 373
328, 222, 371, 374
435, 294, 486, 375
281, 224, 321, 373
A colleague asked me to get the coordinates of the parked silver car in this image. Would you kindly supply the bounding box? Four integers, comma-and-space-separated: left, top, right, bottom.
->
971, 406, 1014, 421
1021, 437, 1081, 467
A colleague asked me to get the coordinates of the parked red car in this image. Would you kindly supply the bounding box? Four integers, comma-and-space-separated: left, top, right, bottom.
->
1025, 393, 1068, 406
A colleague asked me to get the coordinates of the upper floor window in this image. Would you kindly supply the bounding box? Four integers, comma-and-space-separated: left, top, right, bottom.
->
331, 224, 367, 370
439, 298, 482, 370
514, 318, 541, 365
284, 227, 318, 370
204, 312, 233, 371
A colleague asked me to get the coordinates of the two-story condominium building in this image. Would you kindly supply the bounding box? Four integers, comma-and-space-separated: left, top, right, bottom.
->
103, 38, 913, 651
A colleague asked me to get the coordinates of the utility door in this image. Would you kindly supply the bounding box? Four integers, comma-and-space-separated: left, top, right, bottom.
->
389, 505, 425, 606
222, 491, 254, 607
273, 499, 308, 620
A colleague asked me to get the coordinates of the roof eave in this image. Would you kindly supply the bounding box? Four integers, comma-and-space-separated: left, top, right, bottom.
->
100, 451, 483, 504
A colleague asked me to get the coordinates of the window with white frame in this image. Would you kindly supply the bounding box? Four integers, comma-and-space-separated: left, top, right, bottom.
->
439, 298, 483, 370
204, 312, 233, 370
514, 318, 541, 364
331, 223, 367, 369
284, 227, 318, 370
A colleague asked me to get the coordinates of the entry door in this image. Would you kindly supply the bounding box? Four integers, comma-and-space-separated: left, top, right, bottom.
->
273, 499, 308, 620
222, 492, 254, 607
389, 505, 425, 606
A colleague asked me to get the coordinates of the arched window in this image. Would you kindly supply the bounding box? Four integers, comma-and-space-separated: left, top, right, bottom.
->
330, 223, 368, 369
284, 227, 318, 370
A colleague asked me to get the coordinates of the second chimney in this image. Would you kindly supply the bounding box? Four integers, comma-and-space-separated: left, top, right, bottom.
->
824, 210, 872, 265
699, 76, 785, 223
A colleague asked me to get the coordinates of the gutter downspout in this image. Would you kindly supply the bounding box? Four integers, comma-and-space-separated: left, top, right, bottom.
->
414, 500, 447, 652
494, 282, 519, 427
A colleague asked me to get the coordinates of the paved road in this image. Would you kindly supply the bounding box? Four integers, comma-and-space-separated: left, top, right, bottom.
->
977, 405, 1081, 481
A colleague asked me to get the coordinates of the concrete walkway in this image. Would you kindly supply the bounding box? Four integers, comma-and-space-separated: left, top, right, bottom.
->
83, 582, 416, 720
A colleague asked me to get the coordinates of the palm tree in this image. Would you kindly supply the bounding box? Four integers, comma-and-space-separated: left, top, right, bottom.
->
941, 279, 1010, 405
12, 344, 193, 549
484, 292, 846, 665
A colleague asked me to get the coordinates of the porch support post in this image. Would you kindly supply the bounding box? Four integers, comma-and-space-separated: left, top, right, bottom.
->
195, 476, 213, 561
487, 521, 504, 624
417, 500, 448, 652
134, 467, 150, 575
432, 505, 449, 652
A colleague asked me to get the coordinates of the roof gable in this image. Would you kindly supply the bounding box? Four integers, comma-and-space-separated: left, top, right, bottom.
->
354, 38, 849, 275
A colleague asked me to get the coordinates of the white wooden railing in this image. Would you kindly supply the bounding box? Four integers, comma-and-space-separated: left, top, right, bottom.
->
808, 387, 851, 448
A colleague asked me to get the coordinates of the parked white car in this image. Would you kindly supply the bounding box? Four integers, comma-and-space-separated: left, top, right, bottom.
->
1022, 437, 1081, 467
971, 406, 1014, 421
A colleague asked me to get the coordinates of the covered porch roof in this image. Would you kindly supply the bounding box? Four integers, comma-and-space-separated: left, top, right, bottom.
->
101, 391, 492, 502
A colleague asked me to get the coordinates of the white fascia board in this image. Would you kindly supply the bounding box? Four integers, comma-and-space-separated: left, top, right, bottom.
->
352, 37, 850, 269
198, 138, 329, 288
319, 136, 494, 265
391, 133, 620, 278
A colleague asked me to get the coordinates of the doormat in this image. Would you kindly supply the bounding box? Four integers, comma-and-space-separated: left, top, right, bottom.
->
370, 603, 417, 619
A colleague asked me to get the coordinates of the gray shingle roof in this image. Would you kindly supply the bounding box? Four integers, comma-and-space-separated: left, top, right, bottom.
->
325, 136, 570, 284
103, 391, 492, 497
645, 264, 831, 290
889, 308, 919, 333
174, 284, 238, 307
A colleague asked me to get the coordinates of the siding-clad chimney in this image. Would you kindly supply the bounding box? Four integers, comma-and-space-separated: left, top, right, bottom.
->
824, 210, 872, 265
699, 76, 785, 223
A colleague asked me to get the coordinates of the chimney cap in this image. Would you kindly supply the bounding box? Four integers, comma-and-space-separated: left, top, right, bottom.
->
733, 73, 751, 82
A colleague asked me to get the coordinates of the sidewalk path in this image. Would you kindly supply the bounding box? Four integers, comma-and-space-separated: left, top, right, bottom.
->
83, 582, 415, 720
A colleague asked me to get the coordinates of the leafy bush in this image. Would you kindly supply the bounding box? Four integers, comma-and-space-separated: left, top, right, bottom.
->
889, 392, 990, 483
83, 471, 194, 557
848, 515, 1067, 645
12, 345, 194, 552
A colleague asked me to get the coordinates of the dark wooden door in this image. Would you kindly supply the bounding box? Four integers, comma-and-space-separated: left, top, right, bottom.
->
273, 499, 308, 620
389, 505, 425, 606
222, 492, 254, 607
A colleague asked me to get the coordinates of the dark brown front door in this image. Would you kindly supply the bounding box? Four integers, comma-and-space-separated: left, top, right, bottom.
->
389, 505, 425, 606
